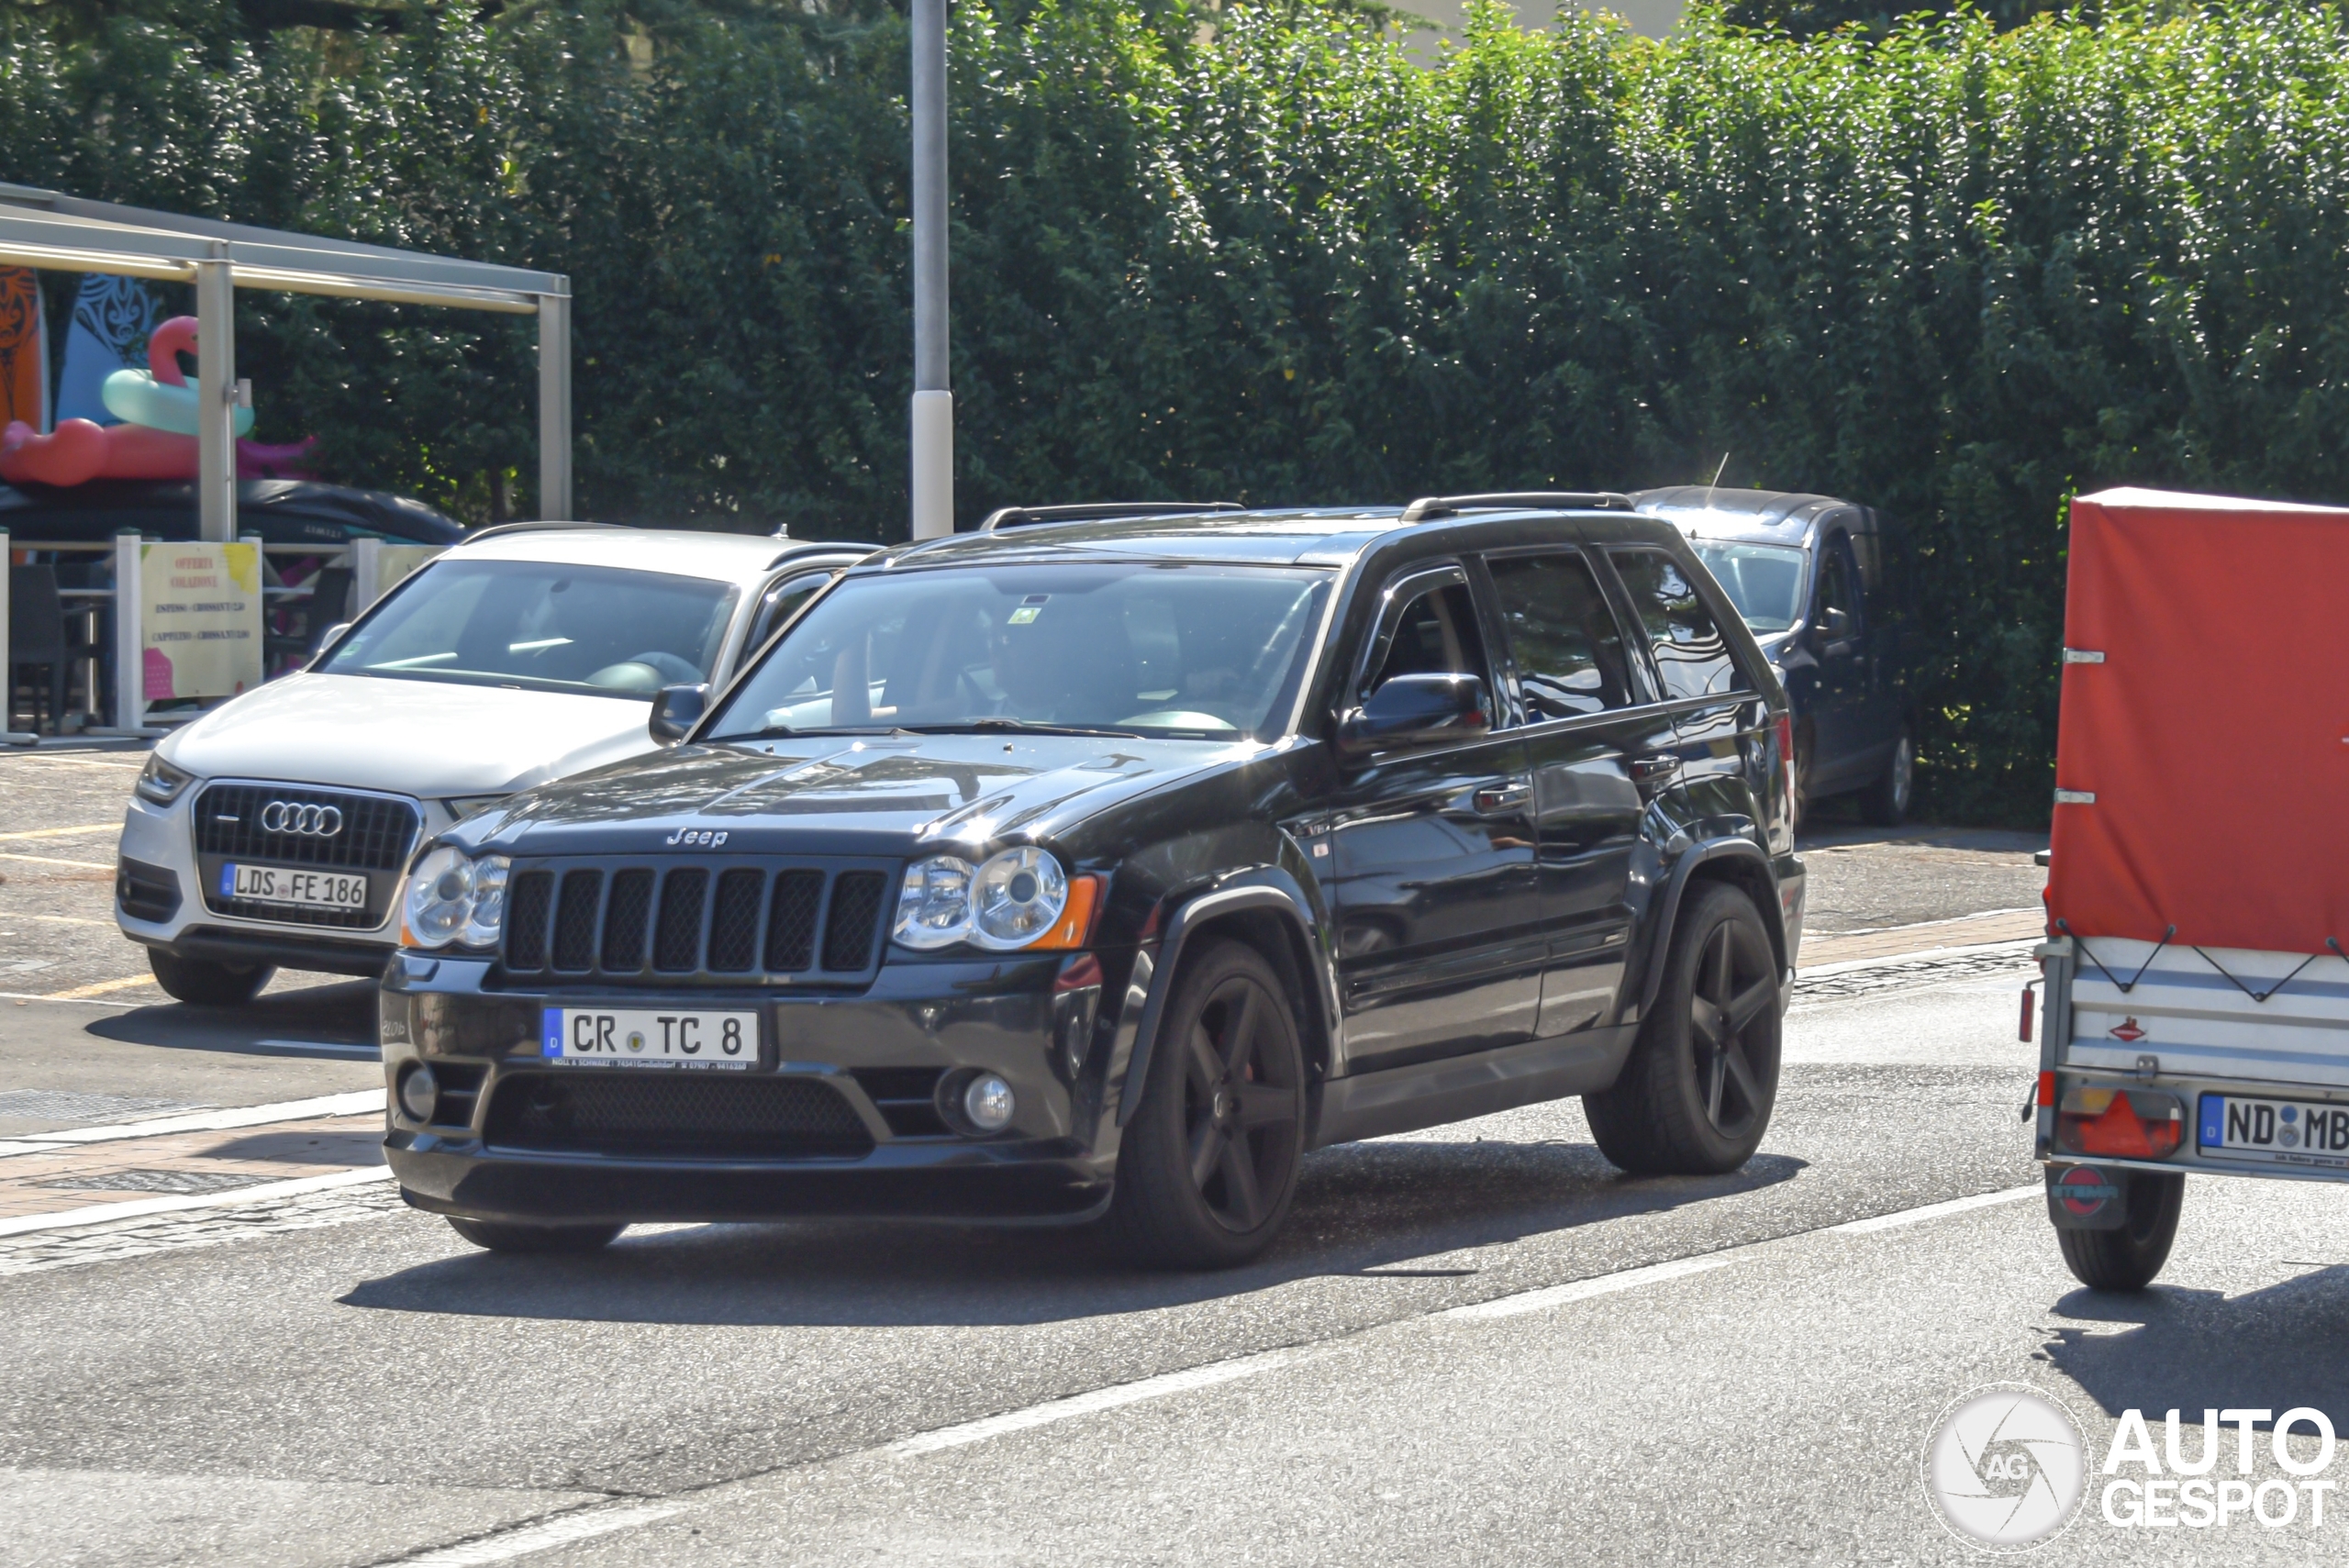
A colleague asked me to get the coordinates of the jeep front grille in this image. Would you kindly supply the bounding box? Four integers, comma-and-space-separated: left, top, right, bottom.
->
502, 859, 893, 986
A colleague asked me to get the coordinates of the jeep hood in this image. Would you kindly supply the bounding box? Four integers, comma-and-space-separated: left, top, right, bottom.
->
465, 732, 1261, 856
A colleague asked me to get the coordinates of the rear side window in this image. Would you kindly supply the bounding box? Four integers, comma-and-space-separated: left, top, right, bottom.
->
1608, 549, 1750, 701
1484, 551, 1633, 719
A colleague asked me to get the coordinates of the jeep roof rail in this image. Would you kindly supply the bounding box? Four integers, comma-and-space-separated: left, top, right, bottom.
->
977, 501, 1244, 533
462, 519, 629, 542
1397, 492, 1635, 524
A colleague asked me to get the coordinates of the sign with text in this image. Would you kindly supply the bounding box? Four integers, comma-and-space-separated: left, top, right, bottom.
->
141, 541, 262, 702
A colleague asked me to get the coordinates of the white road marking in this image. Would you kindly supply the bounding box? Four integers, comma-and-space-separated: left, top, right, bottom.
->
4, 1089, 384, 1151
253, 1038, 380, 1059
1828, 1184, 2040, 1234
0, 822, 120, 841
0, 1165, 394, 1239
1436, 1253, 1736, 1320
888, 1345, 1313, 1457
384, 1503, 683, 1566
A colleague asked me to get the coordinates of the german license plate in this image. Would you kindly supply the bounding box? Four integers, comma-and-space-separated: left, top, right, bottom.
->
221, 863, 369, 910
540, 1007, 760, 1070
2198, 1092, 2349, 1169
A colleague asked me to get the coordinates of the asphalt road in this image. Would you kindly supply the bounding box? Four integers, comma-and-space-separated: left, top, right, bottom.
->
9, 945, 2342, 1567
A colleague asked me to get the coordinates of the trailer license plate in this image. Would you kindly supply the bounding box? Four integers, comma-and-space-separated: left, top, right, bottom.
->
221, 863, 369, 911
540, 1008, 759, 1070
2197, 1093, 2349, 1169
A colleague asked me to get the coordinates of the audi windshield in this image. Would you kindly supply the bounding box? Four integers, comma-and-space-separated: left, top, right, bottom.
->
707, 562, 1331, 742
320, 560, 739, 698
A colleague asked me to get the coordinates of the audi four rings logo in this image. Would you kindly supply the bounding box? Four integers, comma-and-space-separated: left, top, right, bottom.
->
260, 801, 344, 837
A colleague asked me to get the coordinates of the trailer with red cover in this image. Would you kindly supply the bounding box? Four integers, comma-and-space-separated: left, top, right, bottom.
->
2036, 486, 2349, 1288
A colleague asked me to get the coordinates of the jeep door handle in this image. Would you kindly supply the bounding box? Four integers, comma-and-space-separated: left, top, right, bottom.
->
1473, 783, 1531, 814
1630, 753, 1682, 783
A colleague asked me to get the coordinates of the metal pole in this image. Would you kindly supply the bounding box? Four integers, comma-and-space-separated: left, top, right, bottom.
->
537, 289, 572, 522
908, 0, 954, 540
195, 257, 237, 544
112, 529, 143, 731
0, 528, 26, 745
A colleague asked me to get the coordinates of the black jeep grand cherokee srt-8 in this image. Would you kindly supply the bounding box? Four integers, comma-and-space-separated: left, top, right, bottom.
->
383, 495, 1805, 1267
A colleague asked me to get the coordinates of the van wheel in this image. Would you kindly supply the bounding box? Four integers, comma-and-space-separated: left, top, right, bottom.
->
2057, 1173, 2183, 1291
1586, 883, 1781, 1175
1860, 730, 1914, 827
148, 949, 273, 1006
446, 1217, 625, 1254
1108, 939, 1307, 1269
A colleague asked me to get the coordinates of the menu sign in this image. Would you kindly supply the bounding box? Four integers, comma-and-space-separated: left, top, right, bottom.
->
141, 541, 262, 702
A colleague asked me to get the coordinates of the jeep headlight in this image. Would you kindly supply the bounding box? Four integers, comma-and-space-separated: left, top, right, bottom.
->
403, 846, 509, 950
894, 846, 1074, 952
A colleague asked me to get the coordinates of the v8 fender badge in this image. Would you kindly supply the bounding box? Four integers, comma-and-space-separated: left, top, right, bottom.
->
665, 828, 729, 847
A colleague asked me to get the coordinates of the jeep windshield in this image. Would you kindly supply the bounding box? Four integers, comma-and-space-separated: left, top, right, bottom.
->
319, 559, 739, 698
707, 562, 1331, 742
1687, 539, 1808, 635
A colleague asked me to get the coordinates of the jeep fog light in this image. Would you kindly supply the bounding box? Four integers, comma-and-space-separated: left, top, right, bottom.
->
397, 1064, 440, 1122
963, 1073, 1016, 1133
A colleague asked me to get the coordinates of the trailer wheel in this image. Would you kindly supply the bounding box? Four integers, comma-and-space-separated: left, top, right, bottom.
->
2057, 1171, 2184, 1291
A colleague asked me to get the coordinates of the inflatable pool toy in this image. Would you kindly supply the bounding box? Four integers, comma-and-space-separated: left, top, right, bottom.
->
0, 316, 306, 487
101, 317, 254, 438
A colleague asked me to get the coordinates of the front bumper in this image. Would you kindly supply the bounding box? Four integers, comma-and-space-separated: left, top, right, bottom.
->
115, 785, 443, 977
380, 952, 1116, 1226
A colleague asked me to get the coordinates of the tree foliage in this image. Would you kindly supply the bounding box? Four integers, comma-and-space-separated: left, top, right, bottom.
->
4, 0, 2348, 818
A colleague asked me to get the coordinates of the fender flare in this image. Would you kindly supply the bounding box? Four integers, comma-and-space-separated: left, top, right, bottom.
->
1631, 835, 1785, 1023
1112, 872, 1337, 1129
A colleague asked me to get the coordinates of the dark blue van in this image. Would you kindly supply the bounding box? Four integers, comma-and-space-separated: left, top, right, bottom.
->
1632, 487, 1909, 827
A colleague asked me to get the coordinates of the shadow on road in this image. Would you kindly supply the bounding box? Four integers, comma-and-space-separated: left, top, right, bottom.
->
2041, 1267, 2349, 1432
338, 1143, 1806, 1329
85, 981, 376, 1059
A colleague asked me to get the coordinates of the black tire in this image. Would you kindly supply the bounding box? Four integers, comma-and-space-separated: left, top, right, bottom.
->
148, 948, 273, 1006
445, 1216, 625, 1254
2056, 1172, 2183, 1291
1586, 883, 1782, 1175
1859, 728, 1915, 828
1108, 938, 1307, 1269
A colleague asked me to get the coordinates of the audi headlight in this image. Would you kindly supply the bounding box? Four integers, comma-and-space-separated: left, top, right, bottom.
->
403, 846, 510, 951
893, 846, 1078, 952
135, 754, 195, 806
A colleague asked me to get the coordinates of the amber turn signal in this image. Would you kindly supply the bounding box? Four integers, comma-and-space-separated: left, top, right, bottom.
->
1024, 875, 1101, 952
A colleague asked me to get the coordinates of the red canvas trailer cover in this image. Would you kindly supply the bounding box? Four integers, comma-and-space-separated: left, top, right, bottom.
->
2049, 486, 2349, 956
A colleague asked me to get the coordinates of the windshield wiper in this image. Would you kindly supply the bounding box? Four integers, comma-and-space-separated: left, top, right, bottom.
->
714, 725, 907, 741
898, 719, 1144, 740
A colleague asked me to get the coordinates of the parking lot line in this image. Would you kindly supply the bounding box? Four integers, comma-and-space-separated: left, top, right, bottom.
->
1435, 1253, 1736, 1320
0, 823, 121, 841
4, 1089, 387, 1150
0, 1164, 393, 1239
0, 851, 114, 870
41, 975, 157, 1000
384, 1503, 685, 1568
1827, 1184, 2039, 1234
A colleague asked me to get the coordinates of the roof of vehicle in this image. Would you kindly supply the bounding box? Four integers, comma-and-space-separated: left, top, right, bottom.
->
444, 526, 870, 584
1630, 486, 1866, 550
869, 503, 1679, 571
0, 478, 463, 545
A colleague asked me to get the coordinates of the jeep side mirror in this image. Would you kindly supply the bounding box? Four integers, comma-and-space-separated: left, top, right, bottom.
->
649, 684, 709, 744
1336, 673, 1490, 760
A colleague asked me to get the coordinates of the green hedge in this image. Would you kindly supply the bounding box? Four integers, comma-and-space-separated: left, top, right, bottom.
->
6, 0, 2349, 821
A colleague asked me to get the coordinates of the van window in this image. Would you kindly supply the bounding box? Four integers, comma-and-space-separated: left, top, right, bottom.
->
1817, 539, 1858, 630
1484, 551, 1632, 719
1608, 550, 1750, 701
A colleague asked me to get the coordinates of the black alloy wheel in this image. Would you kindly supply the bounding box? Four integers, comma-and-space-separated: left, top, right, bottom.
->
1586, 882, 1782, 1175
1109, 939, 1307, 1268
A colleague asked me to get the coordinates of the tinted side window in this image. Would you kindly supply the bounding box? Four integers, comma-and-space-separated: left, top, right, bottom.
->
1364, 578, 1490, 695
1608, 549, 1750, 701
748, 571, 833, 651
1484, 551, 1632, 719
